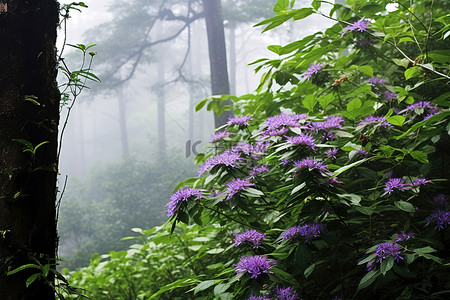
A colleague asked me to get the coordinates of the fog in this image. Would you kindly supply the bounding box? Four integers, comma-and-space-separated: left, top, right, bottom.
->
56, 0, 334, 268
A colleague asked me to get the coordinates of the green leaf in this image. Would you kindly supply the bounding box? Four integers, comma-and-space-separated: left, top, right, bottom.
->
302, 94, 316, 112
380, 256, 394, 275
293, 8, 314, 20
273, 0, 289, 14
409, 150, 428, 163
394, 201, 415, 213
7, 264, 40, 276
347, 98, 362, 111
359, 65, 373, 77
379, 145, 395, 157
291, 182, 306, 195
333, 158, 369, 177
404, 67, 422, 80
386, 115, 405, 126
26, 273, 41, 288
195, 99, 208, 112
318, 93, 334, 109
311, 0, 321, 10
214, 283, 231, 296
414, 246, 436, 254
194, 280, 216, 295
394, 112, 450, 139
304, 263, 315, 278
392, 58, 410, 69
357, 270, 380, 291
268, 45, 283, 55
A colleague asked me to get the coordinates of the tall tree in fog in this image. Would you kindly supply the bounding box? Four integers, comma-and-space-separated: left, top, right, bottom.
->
202, 0, 233, 128
0, 1, 60, 297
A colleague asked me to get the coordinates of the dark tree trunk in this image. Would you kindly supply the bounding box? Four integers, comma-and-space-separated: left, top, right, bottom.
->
0, 1, 60, 298
202, 0, 233, 128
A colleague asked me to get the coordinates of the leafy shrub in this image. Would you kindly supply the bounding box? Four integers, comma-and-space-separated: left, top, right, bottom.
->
66, 0, 450, 299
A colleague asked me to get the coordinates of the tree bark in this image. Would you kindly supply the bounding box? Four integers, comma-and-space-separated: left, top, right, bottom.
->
228, 20, 236, 95
117, 89, 129, 157
0, 1, 60, 298
202, 0, 233, 128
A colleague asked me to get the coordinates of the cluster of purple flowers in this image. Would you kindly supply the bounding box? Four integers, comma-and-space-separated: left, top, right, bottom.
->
232, 142, 269, 156
249, 164, 270, 178
395, 231, 415, 242
358, 115, 391, 127
309, 116, 344, 132
406, 101, 437, 112
368, 76, 387, 85
228, 115, 253, 127
285, 133, 317, 150
340, 18, 370, 37
281, 223, 326, 243
356, 149, 368, 157
167, 187, 203, 217
226, 178, 255, 199
303, 63, 323, 80
425, 209, 450, 230
325, 148, 338, 160
248, 287, 299, 300
383, 91, 397, 101
429, 194, 448, 207
384, 177, 433, 194
293, 158, 328, 174
233, 229, 266, 248
366, 242, 404, 271
274, 286, 300, 300
198, 150, 241, 176
234, 255, 273, 279
262, 113, 307, 137
210, 130, 230, 143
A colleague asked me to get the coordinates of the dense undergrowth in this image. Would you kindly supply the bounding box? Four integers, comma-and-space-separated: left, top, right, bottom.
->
63, 0, 450, 299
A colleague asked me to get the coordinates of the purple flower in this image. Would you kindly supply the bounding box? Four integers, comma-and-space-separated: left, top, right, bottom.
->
167, 187, 203, 217
293, 157, 328, 174
232, 142, 269, 156
325, 148, 338, 160
424, 111, 441, 120
429, 194, 449, 207
340, 19, 370, 37
280, 159, 291, 166
373, 242, 404, 264
225, 178, 255, 199
309, 116, 345, 132
275, 286, 300, 300
304, 63, 323, 80
248, 297, 269, 300
285, 133, 316, 150
406, 101, 437, 112
425, 209, 450, 230
358, 115, 391, 128
356, 149, 368, 156
233, 229, 266, 248
383, 91, 397, 101
410, 178, 432, 187
281, 223, 326, 243
210, 130, 229, 143
384, 178, 406, 194
320, 131, 335, 142
368, 77, 387, 85
228, 115, 253, 127
265, 113, 305, 130
198, 150, 241, 176
249, 165, 269, 178
395, 231, 415, 242
327, 176, 343, 187
234, 255, 273, 279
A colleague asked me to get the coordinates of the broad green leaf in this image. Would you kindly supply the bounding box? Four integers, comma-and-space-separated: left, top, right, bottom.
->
357, 270, 380, 291
302, 94, 316, 112
26, 273, 41, 287
194, 280, 215, 294
409, 150, 428, 163
304, 263, 315, 278
392, 58, 410, 69
359, 65, 373, 77
380, 256, 394, 275
404, 67, 422, 80
386, 115, 405, 126
394, 201, 415, 213
214, 283, 231, 295
347, 98, 362, 111
333, 158, 368, 176
318, 93, 334, 109
273, 0, 289, 14
394, 112, 450, 139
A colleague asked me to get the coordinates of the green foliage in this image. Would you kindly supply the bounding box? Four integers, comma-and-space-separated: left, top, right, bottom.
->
63, 224, 226, 299
59, 157, 195, 269
67, 0, 450, 299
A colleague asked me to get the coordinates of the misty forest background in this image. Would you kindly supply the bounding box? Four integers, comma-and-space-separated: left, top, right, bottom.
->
58, 0, 329, 269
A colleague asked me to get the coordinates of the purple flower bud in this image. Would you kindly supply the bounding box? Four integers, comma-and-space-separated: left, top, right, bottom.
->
234, 255, 273, 279
233, 230, 266, 248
